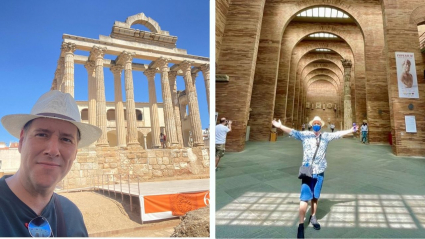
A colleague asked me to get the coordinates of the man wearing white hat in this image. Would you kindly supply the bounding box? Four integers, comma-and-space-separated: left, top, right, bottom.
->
0, 90, 102, 237
272, 116, 358, 239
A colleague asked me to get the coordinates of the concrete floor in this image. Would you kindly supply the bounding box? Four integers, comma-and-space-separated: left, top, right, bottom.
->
216, 133, 425, 238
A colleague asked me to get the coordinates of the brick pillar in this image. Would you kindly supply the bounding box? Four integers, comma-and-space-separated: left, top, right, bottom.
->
61, 42, 76, 97
169, 71, 184, 147
110, 64, 126, 147
216, 0, 266, 151
84, 61, 97, 127
181, 61, 204, 146
144, 69, 161, 148
156, 58, 178, 147
342, 59, 353, 130
120, 52, 139, 146
90, 46, 109, 146
200, 64, 210, 114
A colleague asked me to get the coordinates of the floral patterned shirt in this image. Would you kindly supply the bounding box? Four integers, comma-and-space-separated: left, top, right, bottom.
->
290, 130, 343, 174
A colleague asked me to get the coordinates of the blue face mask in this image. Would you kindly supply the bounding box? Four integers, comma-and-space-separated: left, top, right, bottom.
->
312, 125, 321, 132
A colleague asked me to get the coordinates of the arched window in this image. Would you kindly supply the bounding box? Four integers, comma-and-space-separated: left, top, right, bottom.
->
107, 109, 116, 121
81, 109, 88, 121
297, 7, 350, 18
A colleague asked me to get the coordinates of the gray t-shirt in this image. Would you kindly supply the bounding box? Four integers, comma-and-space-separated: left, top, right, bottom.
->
215, 124, 230, 144
0, 176, 88, 237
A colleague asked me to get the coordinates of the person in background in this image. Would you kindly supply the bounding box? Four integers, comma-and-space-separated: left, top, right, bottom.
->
160, 133, 166, 148
361, 122, 368, 144
330, 123, 335, 132
215, 117, 232, 170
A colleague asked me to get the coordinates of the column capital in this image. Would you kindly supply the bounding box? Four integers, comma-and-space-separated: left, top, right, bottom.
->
110, 64, 123, 74
90, 46, 107, 59
144, 68, 157, 79
117, 51, 135, 64
179, 60, 194, 72
168, 71, 178, 79
151, 57, 171, 70
341, 59, 352, 68
61, 42, 76, 53
84, 61, 95, 71
200, 64, 210, 74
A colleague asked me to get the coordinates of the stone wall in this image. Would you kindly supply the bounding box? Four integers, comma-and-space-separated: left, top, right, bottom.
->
0, 149, 20, 176
64, 146, 209, 189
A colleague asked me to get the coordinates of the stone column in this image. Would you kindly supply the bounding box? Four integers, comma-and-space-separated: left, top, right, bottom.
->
110, 64, 126, 147
143, 135, 148, 149
120, 52, 139, 146
342, 59, 353, 130
57, 58, 65, 92
61, 42, 77, 97
156, 58, 178, 147
200, 64, 210, 113
84, 61, 96, 126
169, 71, 183, 147
144, 69, 161, 148
180, 61, 204, 146
91, 46, 109, 146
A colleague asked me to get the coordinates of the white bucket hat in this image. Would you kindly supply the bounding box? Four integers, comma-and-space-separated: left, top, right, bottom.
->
1, 90, 102, 148
309, 116, 325, 127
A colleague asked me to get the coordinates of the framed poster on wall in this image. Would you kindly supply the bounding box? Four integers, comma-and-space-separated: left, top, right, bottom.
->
396, 52, 419, 98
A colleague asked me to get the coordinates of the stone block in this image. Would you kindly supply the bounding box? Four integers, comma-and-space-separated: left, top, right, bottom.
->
149, 158, 157, 165
153, 170, 163, 177
163, 157, 170, 165
153, 165, 160, 170
180, 162, 188, 168
157, 158, 163, 165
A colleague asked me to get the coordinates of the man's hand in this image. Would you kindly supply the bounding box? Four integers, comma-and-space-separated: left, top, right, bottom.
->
228, 120, 232, 124
353, 125, 359, 132
272, 119, 282, 129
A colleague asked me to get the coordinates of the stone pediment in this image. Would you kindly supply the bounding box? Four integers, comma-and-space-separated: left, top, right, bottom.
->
110, 13, 177, 48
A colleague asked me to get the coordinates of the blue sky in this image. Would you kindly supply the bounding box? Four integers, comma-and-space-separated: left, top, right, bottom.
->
0, 0, 210, 144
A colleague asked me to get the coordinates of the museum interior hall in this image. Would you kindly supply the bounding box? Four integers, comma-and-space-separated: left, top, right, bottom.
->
216, 0, 425, 156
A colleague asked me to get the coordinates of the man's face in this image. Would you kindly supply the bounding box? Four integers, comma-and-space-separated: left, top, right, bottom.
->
312, 121, 322, 127
18, 118, 79, 191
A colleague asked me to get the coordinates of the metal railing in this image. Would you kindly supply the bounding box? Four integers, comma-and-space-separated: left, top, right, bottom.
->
61, 174, 142, 212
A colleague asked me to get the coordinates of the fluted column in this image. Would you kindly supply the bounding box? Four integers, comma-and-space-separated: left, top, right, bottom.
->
155, 57, 178, 147
119, 52, 139, 146
180, 61, 204, 146
61, 42, 76, 97
342, 59, 353, 130
145, 69, 161, 148
91, 46, 108, 146
57, 58, 64, 92
110, 64, 126, 147
200, 64, 210, 113
84, 61, 97, 127
169, 71, 183, 147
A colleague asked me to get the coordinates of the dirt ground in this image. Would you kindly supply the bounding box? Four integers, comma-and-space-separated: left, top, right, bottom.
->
60, 191, 180, 237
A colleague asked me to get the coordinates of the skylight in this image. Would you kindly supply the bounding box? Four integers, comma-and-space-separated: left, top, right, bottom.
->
316, 48, 331, 52
309, 33, 337, 38
297, 7, 350, 18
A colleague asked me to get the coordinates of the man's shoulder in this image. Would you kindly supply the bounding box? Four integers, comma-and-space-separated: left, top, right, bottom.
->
55, 194, 82, 214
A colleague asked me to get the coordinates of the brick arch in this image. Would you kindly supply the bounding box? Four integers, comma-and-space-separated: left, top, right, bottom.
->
281, 41, 353, 123
298, 55, 344, 75
307, 75, 338, 92
410, 6, 425, 25
304, 70, 341, 89
301, 66, 342, 85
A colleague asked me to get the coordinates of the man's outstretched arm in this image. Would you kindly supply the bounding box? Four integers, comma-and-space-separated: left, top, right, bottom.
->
272, 120, 293, 134
336, 126, 359, 137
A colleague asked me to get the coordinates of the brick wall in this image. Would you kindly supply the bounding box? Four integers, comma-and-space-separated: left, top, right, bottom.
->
216, 0, 266, 151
